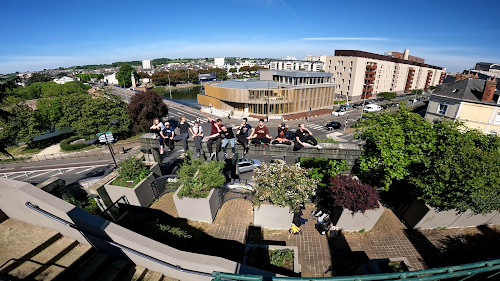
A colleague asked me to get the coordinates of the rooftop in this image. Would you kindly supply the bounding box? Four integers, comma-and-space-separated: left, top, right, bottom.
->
432, 78, 499, 105
212, 79, 280, 89
334, 50, 443, 70
260, 69, 333, 78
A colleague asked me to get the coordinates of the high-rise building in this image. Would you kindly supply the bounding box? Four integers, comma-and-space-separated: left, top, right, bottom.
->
269, 59, 324, 72
214, 57, 225, 68
318, 50, 446, 101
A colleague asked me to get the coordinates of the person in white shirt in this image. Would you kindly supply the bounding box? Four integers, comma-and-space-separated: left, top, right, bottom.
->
189, 121, 204, 157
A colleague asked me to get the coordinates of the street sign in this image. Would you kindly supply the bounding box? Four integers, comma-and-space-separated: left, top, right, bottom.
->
97, 131, 114, 143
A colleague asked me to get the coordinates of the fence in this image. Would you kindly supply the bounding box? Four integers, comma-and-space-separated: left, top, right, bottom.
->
0, 145, 130, 164
98, 195, 130, 223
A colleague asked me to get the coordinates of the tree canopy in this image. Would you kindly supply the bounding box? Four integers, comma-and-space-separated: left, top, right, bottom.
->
377, 92, 397, 101
25, 72, 53, 86
354, 107, 500, 214
116, 65, 138, 88
127, 90, 169, 135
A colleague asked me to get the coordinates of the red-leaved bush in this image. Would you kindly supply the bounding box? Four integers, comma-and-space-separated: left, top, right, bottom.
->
327, 175, 380, 213
127, 91, 169, 134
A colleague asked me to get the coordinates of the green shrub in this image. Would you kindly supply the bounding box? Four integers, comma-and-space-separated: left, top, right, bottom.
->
300, 158, 349, 189
112, 157, 150, 188
60, 136, 91, 151
66, 197, 100, 215
145, 220, 191, 239
177, 158, 226, 199
316, 138, 338, 143
253, 162, 318, 212
334, 100, 347, 104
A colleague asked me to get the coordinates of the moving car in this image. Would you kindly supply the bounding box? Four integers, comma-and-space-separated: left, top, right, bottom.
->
238, 158, 261, 174
363, 104, 382, 112
332, 109, 347, 116
325, 121, 342, 130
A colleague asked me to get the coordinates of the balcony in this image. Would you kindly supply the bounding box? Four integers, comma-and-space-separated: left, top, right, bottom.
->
361, 93, 373, 98
363, 88, 373, 93
365, 71, 376, 75
365, 76, 375, 81
366, 64, 377, 69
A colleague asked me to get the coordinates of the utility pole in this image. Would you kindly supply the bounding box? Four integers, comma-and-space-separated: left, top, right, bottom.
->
168, 74, 172, 99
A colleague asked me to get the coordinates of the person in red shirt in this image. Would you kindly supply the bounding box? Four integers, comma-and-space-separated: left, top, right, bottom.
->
250, 119, 272, 146
202, 109, 222, 160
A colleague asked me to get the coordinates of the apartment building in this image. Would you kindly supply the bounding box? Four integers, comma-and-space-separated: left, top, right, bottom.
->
318, 50, 446, 101
269, 59, 324, 72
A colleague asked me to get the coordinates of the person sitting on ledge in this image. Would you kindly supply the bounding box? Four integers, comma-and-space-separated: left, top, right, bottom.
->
250, 119, 272, 147
294, 123, 322, 151
272, 122, 292, 145
150, 118, 165, 154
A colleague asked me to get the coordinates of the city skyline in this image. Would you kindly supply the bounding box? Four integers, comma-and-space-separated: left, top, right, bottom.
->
2, 0, 500, 74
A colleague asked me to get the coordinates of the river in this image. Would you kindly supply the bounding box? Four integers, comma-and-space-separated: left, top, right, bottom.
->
160, 86, 202, 104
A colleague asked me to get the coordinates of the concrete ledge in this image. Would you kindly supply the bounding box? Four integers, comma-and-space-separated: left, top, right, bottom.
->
253, 204, 293, 230
243, 243, 301, 276
140, 133, 362, 164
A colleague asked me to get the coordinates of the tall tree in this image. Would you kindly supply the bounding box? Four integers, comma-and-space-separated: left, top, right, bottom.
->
377, 92, 397, 101
25, 72, 52, 86
116, 65, 138, 87
127, 91, 169, 135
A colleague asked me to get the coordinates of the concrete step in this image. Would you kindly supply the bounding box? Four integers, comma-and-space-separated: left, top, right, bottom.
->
143, 270, 164, 281
122, 265, 147, 281
95, 258, 131, 281
8, 236, 77, 279
34, 243, 94, 281
0, 219, 61, 274
69, 252, 113, 281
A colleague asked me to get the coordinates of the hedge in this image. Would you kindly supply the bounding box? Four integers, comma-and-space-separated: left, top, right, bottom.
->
60, 136, 91, 151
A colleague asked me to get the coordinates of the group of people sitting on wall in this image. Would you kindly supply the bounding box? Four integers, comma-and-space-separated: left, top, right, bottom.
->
149, 109, 322, 161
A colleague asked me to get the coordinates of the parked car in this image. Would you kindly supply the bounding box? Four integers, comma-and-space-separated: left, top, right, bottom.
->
238, 159, 261, 174
381, 104, 389, 109
332, 109, 347, 116
363, 104, 382, 112
325, 121, 342, 130
408, 99, 417, 103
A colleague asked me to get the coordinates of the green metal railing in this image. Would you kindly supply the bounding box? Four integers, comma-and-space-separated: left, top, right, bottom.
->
212, 258, 500, 281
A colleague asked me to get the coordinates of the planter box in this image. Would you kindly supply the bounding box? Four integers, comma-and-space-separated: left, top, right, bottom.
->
243, 243, 301, 276
402, 198, 500, 229
253, 204, 293, 230
330, 204, 384, 231
173, 187, 221, 223
104, 163, 160, 208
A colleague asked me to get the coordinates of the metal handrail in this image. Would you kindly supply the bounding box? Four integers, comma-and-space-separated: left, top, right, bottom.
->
25, 202, 212, 278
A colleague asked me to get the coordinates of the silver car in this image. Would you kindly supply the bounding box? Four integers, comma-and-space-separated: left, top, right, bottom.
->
238, 159, 261, 174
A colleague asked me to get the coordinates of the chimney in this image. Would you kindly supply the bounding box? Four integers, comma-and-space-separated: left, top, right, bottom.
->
482, 77, 497, 102
403, 49, 409, 60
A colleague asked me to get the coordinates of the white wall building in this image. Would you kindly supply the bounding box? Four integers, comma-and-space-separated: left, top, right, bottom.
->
142, 60, 152, 70
214, 57, 225, 68
104, 73, 118, 85
53, 76, 78, 84
269, 60, 324, 72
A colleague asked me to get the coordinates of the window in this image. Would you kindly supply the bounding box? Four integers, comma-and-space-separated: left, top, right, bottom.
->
348, 80, 351, 84
349, 67, 352, 72
329, 60, 331, 64
347, 86, 350, 91
494, 112, 500, 125
334, 66, 337, 71
328, 66, 331, 70
338, 60, 341, 65
341, 61, 344, 65
350, 61, 353, 66
349, 74, 352, 78
343, 67, 346, 71
437, 103, 448, 115
342, 79, 344, 84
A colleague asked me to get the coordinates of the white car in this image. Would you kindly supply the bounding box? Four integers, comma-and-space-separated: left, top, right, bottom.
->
331, 109, 347, 116
363, 104, 382, 112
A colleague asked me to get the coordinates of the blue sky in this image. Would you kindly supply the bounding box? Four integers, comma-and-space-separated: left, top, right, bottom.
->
1, 0, 500, 74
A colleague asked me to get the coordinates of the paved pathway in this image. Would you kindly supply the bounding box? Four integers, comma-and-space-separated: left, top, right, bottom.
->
120, 194, 500, 278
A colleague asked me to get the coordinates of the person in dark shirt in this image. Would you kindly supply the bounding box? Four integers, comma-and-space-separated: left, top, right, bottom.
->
272, 122, 292, 145
250, 119, 272, 146
202, 109, 222, 160
294, 124, 322, 151
234, 118, 254, 155
160, 122, 175, 152
208, 125, 236, 160
173, 116, 190, 151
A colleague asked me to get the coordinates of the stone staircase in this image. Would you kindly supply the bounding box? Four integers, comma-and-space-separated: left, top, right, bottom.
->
0, 219, 174, 281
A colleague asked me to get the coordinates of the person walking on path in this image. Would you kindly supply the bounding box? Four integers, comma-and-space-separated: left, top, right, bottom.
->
173, 116, 189, 152
201, 109, 222, 160
189, 121, 204, 158
234, 118, 253, 155
293, 124, 322, 151
250, 119, 272, 147
150, 118, 166, 154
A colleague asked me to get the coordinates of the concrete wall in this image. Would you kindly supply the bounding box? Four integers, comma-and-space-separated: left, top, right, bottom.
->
173, 187, 221, 223
253, 204, 293, 229
402, 198, 500, 229
0, 178, 277, 280
330, 205, 384, 231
